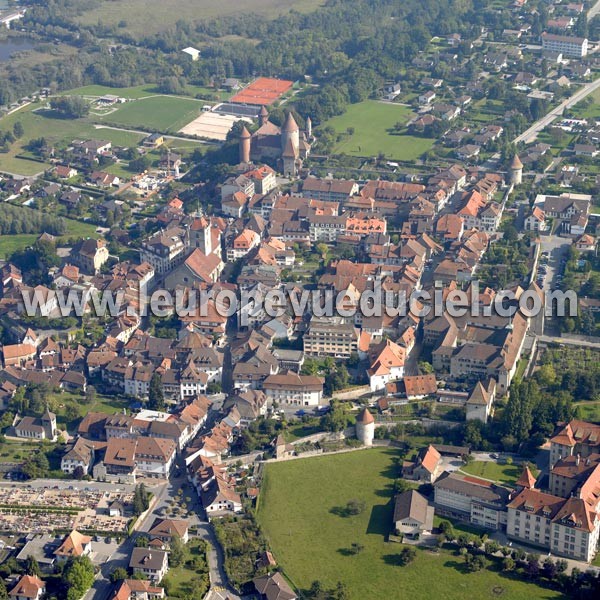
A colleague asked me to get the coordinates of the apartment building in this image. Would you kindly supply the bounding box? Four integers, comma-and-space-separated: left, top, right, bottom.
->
301, 177, 359, 203
262, 371, 324, 407
542, 32, 588, 58
139, 227, 188, 275
303, 317, 359, 358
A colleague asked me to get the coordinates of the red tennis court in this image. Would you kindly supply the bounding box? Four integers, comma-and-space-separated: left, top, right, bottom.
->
230, 77, 294, 106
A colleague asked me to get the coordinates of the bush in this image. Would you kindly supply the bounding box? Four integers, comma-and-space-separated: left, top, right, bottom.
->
398, 547, 417, 566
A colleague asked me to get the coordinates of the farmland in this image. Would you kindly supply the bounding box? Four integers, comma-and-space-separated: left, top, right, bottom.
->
257, 449, 562, 600
325, 100, 434, 160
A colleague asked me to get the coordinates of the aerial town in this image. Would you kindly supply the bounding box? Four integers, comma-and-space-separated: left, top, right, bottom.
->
0, 0, 600, 599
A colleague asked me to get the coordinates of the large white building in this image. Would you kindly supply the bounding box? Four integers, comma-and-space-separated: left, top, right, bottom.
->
542, 33, 588, 58
262, 371, 324, 407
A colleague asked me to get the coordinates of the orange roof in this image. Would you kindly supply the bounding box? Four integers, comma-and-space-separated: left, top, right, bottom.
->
357, 408, 374, 425
9, 576, 44, 599
516, 465, 537, 489
420, 445, 441, 473
55, 530, 92, 557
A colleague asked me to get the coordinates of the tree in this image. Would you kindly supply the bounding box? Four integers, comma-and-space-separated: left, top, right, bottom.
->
398, 547, 417, 566
349, 542, 364, 555
148, 373, 165, 411
62, 556, 95, 600
133, 483, 150, 516
25, 555, 42, 577
502, 556, 515, 572
73, 465, 85, 480
0, 578, 7, 600
85, 385, 97, 405
169, 535, 188, 567
109, 567, 129, 583
13, 122, 24, 138
345, 499, 366, 515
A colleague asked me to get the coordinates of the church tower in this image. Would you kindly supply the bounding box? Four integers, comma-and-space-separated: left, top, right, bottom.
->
239, 126, 251, 164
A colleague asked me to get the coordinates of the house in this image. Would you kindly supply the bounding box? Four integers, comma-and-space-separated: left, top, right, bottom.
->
402, 374, 437, 400
72, 238, 109, 274
113, 579, 165, 600
89, 171, 120, 187
148, 518, 189, 544
524, 207, 547, 232
574, 234, 596, 253
393, 490, 434, 538
9, 576, 45, 600
418, 90, 436, 105
262, 371, 324, 407
164, 248, 224, 288
181, 47, 200, 61
61, 437, 95, 474
2, 343, 37, 367
144, 134, 164, 149
574, 144, 599, 158
253, 573, 297, 600
134, 437, 177, 478
227, 229, 261, 261
403, 445, 442, 483
367, 339, 406, 392
301, 177, 359, 202
54, 530, 92, 561
129, 548, 169, 582
54, 165, 78, 179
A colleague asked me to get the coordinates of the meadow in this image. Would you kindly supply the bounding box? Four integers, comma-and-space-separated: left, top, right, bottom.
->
325, 100, 434, 160
257, 449, 563, 600
73, 0, 325, 36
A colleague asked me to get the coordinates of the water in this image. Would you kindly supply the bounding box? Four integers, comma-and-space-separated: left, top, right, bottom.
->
0, 36, 36, 63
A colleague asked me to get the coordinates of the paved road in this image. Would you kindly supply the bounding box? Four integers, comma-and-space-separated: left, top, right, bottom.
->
588, 0, 600, 21
513, 76, 600, 145
538, 334, 600, 349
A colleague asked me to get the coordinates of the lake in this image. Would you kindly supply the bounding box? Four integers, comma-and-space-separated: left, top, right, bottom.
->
0, 36, 36, 63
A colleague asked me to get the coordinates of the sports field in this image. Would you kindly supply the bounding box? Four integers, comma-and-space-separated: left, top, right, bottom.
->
257, 449, 563, 600
74, 0, 325, 36
325, 100, 434, 160
96, 96, 204, 133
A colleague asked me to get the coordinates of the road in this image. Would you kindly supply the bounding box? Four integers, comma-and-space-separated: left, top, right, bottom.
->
512, 76, 600, 145
538, 334, 600, 349
588, 0, 600, 21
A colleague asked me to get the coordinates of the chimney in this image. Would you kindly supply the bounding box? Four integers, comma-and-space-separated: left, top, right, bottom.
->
576, 453, 580, 466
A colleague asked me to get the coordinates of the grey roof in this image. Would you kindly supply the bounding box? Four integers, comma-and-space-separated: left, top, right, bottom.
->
393, 490, 431, 524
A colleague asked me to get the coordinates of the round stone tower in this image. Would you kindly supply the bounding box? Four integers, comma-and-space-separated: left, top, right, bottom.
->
239, 125, 251, 164
510, 154, 523, 186
281, 111, 300, 154
356, 408, 375, 447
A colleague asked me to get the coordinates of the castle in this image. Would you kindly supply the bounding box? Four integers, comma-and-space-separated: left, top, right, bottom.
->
239, 107, 312, 177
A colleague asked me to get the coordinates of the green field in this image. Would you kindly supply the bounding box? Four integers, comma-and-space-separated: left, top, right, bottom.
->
0, 103, 145, 175
0, 215, 98, 258
325, 100, 434, 160
96, 96, 203, 133
460, 461, 533, 486
257, 449, 562, 600
74, 0, 325, 36
571, 88, 600, 120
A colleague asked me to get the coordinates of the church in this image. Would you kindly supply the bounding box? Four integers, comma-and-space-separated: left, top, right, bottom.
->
239, 107, 313, 176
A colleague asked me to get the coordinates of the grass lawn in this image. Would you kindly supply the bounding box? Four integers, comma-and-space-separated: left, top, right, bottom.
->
0, 234, 39, 258
460, 461, 531, 486
325, 100, 433, 160
49, 390, 129, 429
0, 103, 144, 175
257, 449, 562, 600
574, 401, 600, 423
96, 96, 203, 133
74, 0, 324, 36
284, 419, 323, 441
162, 539, 210, 599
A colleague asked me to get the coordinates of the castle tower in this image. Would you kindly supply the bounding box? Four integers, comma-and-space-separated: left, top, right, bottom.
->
239, 126, 251, 164
281, 111, 300, 154
259, 105, 269, 127
510, 154, 523, 186
305, 116, 312, 139
356, 408, 375, 447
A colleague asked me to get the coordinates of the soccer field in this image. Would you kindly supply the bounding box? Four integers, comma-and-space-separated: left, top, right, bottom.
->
96, 96, 204, 133
257, 449, 563, 600
325, 100, 434, 160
